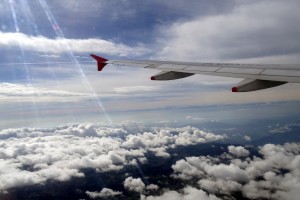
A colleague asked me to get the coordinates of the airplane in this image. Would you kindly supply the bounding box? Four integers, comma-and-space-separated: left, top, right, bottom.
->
90, 54, 300, 92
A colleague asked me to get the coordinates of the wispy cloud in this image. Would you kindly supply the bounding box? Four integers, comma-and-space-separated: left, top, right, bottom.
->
0, 31, 149, 56
113, 85, 158, 94
0, 83, 85, 102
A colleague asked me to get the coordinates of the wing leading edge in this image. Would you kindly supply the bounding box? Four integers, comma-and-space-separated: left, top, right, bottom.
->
90, 54, 300, 92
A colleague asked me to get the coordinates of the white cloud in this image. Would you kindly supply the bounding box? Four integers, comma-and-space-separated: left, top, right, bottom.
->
0, 123, 224, 192
185, 116, 206, 122
157, 0, 300, 63
122, 127, 224, 152
146, 184, 159, 191
199, 179, 242, 195
0, 31, 148, 56
124, 177, 145, 193
244, 135, 251, 141
149, 147, 170, 158
0, 122, 299, 199
113, 86, 158, 94
172, 143, 300, 200
0, 124, 129, 191
269, 121, 300, 133
86, 188, 122, 199
228, 145, 250, 157
0, 83, 86, 102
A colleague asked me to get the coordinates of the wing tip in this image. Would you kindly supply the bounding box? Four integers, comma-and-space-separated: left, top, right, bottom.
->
90, 54, 108, 71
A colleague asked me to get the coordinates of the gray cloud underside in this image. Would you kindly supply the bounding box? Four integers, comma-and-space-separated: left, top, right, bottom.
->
156, 0, 300, 62
0, 123, 223, 192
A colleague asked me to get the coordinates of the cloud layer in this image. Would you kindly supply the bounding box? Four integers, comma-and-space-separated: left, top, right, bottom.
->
0, 122, 299, 199
171, 143, 300, 200
0, 123, 223, 192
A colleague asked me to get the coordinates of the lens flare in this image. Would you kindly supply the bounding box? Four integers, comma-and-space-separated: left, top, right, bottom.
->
8, 0, 41, 125
38, 0, 112, 124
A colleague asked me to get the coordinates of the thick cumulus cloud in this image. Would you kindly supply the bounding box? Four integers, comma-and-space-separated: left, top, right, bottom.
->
146, 184, 159, 191
0, 31, 148, 56
157, 0, 300, 62
171, 143, 300, 200
228, 145, 250, 157
124, 177, 145, 193
123, 127, 223, 150
86, 188, 122, 198
0, 123, 223, 192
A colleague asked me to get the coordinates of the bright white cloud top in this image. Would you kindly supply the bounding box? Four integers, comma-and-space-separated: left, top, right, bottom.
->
86, 188, 122, 199
172, 143, 300, 200
0, 123, 224, 192
124, 177, 145, 193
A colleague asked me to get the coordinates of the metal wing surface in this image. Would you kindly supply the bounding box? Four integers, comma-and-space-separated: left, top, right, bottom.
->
91, 54, 300, 92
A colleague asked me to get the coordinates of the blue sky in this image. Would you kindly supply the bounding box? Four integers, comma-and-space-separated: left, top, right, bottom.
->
1, 0, 300, 129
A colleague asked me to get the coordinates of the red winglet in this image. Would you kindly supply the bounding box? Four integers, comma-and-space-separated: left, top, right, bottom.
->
90, 54, 108, 71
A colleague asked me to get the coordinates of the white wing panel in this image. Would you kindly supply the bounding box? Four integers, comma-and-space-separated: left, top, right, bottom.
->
185, 65, 220, 72
217, 67, 264, 75
261, 69, 300, 77
108, 61, 152, 68
157, 64, 187, 70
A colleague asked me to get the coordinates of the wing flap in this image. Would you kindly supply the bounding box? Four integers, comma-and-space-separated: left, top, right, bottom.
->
232, 79, 287, 92
151, 71, 194, 80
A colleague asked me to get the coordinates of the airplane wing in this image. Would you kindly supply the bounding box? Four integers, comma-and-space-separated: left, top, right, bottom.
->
90, 54, 300, 92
